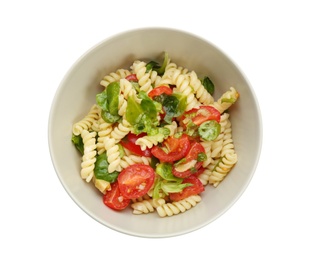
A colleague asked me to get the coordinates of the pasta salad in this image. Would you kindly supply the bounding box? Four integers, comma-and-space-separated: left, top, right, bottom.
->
71, 53, 239, 217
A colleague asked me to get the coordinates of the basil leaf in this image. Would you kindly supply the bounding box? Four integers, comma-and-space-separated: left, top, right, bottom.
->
162, 93, 187, 124
126, 95, 143, 125
96, 91, 108, 111
126, 92, 159, 134
145, 52, 169, 75
201, 76, 215, 95
94, 153, 119, 183
198, 120, 221, 141
160, 182, 192, 195
156, 163, 182, 182
155, 52, 169, 75
71, 134, 84, 155
101, 110, 121, 123
96, 82, 121, 123
106, 82, 120, 115
146, 61, 160, 73
139, 93, 157, 121
153, 178, 162, 199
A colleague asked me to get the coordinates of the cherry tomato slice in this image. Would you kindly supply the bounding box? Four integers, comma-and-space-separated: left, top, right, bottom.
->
186, 142, 205, 162
103, 182, 130, 210
120, 133, 152, 157
148, 85, 172, 98
125, 74, 138, 82
151, 134, 191, 162
172, 142, 205, 178
169, 175, 205, 202
118, 164, 155, 199
184, 106, 221, 126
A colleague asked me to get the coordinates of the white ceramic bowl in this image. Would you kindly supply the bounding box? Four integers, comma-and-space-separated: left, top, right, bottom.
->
48, 27, 262, 238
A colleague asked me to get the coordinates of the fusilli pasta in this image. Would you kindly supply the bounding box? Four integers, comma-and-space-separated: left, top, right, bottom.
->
72, 52, 240, 217
80, 130, 97, 182
156, 195, 202, 217
72, 104, 100, 136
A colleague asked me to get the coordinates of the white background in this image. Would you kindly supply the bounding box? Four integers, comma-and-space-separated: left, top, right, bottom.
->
1, 0, 314, 259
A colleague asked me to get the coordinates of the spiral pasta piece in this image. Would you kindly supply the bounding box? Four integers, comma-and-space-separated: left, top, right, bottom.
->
211, 87, 239, 114
210, 132, 224, 159
118, 94, 128, 116
131, 61, 153, 93
171, 69, 200, 111
96, 118, 113, 155
131, 198, 166, 215
208, 113, 230, 158
219, 113, 230, 133
119, 78, 137, 99
110, 118, 131, 143
189, 71, 214, 104
72, 104, 100, 136
200, 140, 212, 168
220, 119, 235, 157
156, 195, 202, 217
80, 130, 97, 182
100, 69, 131, 88
135, 133, 166, 151
208, 152, 238, 187
119, 155, 151, 169
164, 121, 178, 136
197, 168, 212, 186
103, 136, 121, 173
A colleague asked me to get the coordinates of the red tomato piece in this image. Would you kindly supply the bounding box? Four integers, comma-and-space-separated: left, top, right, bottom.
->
169, 175, 205, 202
103, 182, 130, 210
183, 106, 221, 126
151, 134, 191, 162
120, 133, 152, 157
186, 142, 205, 162
118, 164, 155, 199
192, 166, 206, 177
148, 85, 172, 98
125, 74, 138, 82
172, 142, 205, 178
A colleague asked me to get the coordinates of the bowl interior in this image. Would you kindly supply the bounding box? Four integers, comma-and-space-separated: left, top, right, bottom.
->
48, 28, 262, 237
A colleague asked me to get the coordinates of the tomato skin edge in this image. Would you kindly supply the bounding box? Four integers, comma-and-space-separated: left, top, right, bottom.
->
169, 175, 205, 202
148, 85, 172, 98
151, 134, 191, 162
182, 106, 221, 127
120, 133, 152, 157
172, 142, 205, 178
103, 182, 130, 211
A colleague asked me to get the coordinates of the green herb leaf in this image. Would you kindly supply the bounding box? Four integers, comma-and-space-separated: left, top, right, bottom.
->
106, 82, 120, 115
221, 97, 237, 104
201, 76, 215, 95
145, 52, 169, 75
71, 134, 84, 155
160, 182, 192, 195
155, 52, 169, 75
146, 61, 160, 73
198, 120, 221, 141
96, 82, 121, 123
197, 152, 207, 162
126, 92, 159, 134
94, 153, 119, 183
156, 163, 182, 182
161, 93, 187, 124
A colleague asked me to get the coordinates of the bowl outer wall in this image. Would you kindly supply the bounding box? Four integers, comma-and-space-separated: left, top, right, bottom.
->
48, 28, 262, 238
